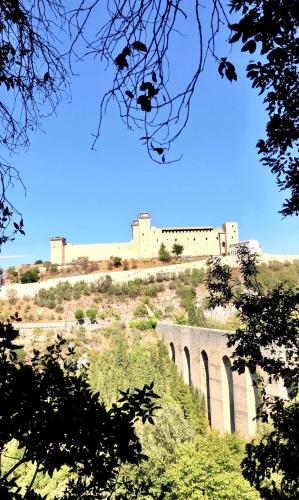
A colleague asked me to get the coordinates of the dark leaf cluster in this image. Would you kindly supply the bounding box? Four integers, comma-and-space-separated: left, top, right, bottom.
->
207, 247, 299, 498
0, 321, 160, 498
229, 0, 299, 216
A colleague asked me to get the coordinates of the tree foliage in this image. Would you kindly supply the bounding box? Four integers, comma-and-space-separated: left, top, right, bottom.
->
207, 247, 299, 498
172, 244, 184, 259
228, 0, 298, 216
158, 243, 171, 263
0, 320, 160, 498
0, 0, 297, 248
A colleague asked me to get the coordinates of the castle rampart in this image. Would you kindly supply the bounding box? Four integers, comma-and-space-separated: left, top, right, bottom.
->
50, 212, 239, 264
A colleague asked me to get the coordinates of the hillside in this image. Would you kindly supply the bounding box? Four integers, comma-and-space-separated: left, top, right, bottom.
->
1, 259, 298, 333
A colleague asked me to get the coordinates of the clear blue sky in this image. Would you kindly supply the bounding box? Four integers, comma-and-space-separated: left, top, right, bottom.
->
1, 10, 298, 269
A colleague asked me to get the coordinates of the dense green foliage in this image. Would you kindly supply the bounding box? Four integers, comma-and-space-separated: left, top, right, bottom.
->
86, 327, 259, 499
167, 433, 260, 499
0, 323, 160, 498
158, 244, 171, 263
20, 268, 39, 284
207, 248, 299, 498
172, 244, 184, 259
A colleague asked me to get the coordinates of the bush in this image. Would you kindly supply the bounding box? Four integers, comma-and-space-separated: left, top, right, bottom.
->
6, 289, 18, 305
133, 303, 148, 318
35, 259, 43, 265
129, 317, 157, 330
145, 285, 161, 297
20, 268, 39, 284
191, 268, 205, 286
86, 308, 98, 322
74, 308, 84, 322
123, 259, 129, 270
172, 243, 184, 258
158, 243, 171, 262
112, 256, 122, 267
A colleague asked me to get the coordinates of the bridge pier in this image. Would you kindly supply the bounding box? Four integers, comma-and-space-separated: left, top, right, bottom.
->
158, 322, 258, 437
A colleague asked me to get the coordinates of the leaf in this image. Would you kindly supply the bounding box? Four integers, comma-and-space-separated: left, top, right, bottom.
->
225, 62, 237, 82
137, 95, 151, 112
122, 46, 131, 57
241, 40, 256, 54
43, 72, 50, 81
132, 41, 147, 52
115, 53, 128, 70
229, 32, 241, 43
218, 59, 226, 78
125, 90, 134, 99
153, 147, 164, 155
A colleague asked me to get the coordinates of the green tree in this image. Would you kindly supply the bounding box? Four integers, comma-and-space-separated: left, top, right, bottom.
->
0, 322, 160, 498
158, 244, 171, 263
74, 308, 84, 322
207, 247, 299, 498
20, 268, 39, 284
172, 244, 184, 259
166, 432, 260, 499
85, 308, 97, 323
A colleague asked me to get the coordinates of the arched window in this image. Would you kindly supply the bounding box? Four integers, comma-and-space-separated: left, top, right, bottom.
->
221, 356, 235, 432
200, 350, 211, 424
183, 346, 191, 386
169, 342, 175, 362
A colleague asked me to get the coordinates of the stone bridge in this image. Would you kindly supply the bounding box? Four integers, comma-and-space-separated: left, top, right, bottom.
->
156, 322, 259, 437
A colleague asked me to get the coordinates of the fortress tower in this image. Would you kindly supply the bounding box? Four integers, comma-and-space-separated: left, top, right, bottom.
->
50, 213, 240, 264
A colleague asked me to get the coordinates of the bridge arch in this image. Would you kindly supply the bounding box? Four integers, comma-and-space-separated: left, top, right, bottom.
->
183, 346, 191, 385
221, 355, 235, 433
200, 350, 211, 424
169, 342, 175, 362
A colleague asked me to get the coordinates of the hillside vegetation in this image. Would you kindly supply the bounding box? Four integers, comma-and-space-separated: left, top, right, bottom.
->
4, 325, 260, 499
2, 260, 299, 334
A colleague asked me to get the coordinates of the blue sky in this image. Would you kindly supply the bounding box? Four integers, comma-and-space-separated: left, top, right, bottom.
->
1, 9, 298, 269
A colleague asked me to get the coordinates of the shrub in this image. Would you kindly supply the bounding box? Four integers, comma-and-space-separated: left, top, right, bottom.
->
55, 305, 64, 313
172, 243, 184, 258
123, 259, 129, 270
145, 285, 159, 297
133, 303, 148, 318
20, 268, 39, 284
34, 259, 43, 264
112, 256, 122, 267
6, 266, 19, 283
129, 317, 157, 330
191, 268, 205, 286
6, 289, 18, 305
86, 308, 98, 322
158, 243, 171, 262
74, 308, 84, 322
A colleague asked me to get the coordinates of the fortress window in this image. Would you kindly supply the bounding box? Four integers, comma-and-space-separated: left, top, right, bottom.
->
193, 238, 195, 241
175, 238, 177, 241
216, 236, 219, 240
222, 242, 225, 248
205, 237, 208, 240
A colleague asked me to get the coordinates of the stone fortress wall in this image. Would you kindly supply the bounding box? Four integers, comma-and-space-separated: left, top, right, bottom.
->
50, 212, 239, 265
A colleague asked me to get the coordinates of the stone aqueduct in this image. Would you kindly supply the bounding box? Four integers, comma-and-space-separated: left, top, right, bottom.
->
156, 323, 259, 437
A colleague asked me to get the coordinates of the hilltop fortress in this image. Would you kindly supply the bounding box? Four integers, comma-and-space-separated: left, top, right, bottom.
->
50, 212, 239, 265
